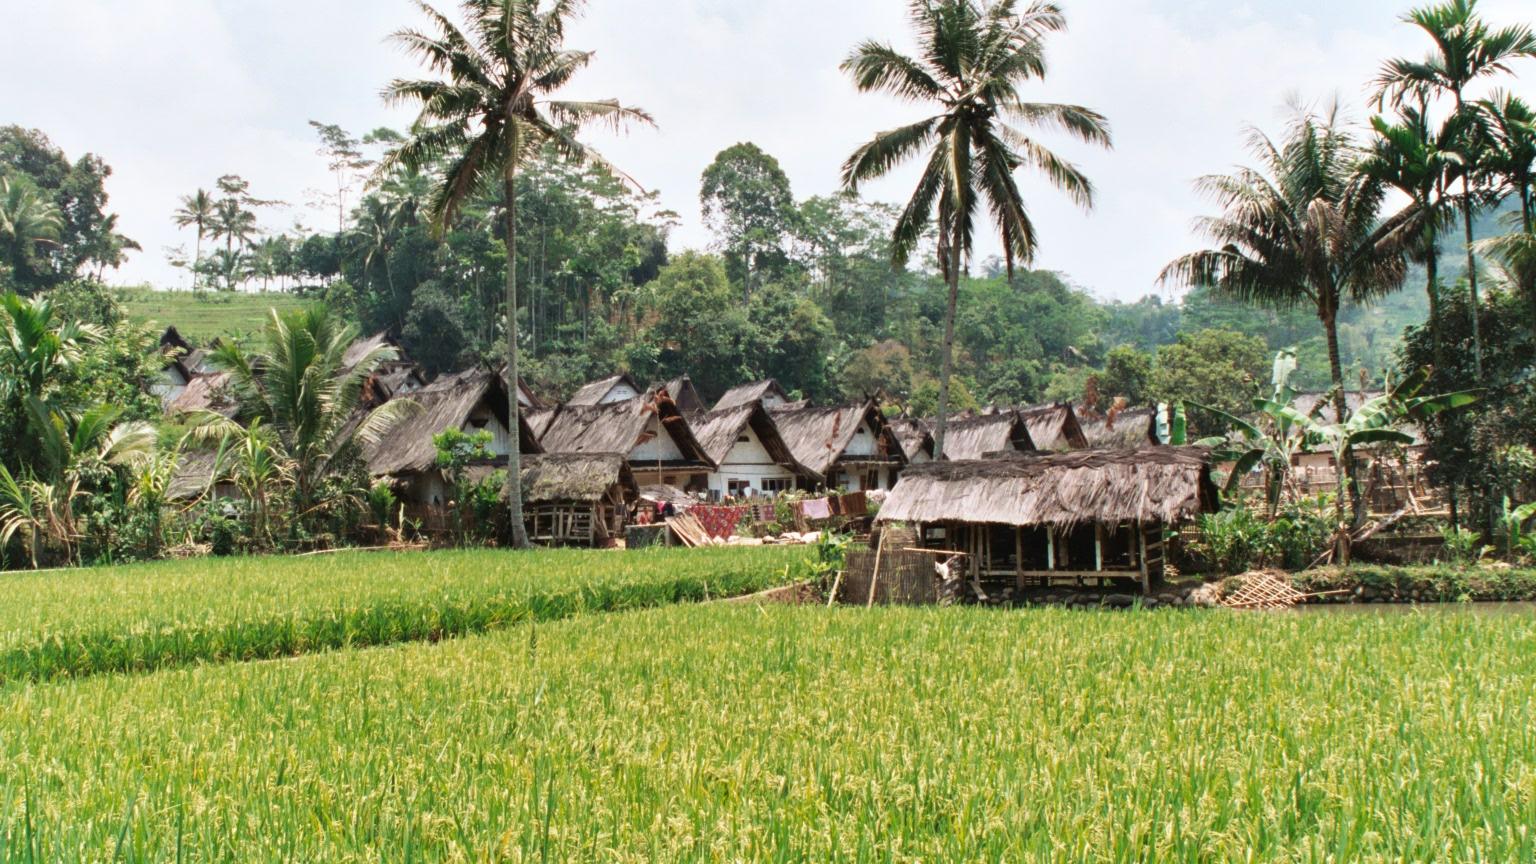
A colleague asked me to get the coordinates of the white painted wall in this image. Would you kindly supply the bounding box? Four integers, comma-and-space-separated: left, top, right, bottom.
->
630, 414, 684, 462
843, 419, 879, 457
601, 382, 641, 404
705, 423, 796, 498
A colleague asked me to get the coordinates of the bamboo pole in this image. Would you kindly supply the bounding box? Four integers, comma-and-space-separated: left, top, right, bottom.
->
866, 528, 887, 608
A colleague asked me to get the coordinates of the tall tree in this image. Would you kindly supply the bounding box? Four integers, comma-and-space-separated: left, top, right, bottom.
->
841, 0, 1110, 458
1366, 106, 1459, 370
699, 142, 797, 298
172, 189, 215, 290
202, 306, 416, 521
1161, 106, 1423, 544
309, 121, 374, 235
1479, 91, 1536, 231
0, 176, 63, 292
383, 0, 651, 549
1375, 0, 1536, 376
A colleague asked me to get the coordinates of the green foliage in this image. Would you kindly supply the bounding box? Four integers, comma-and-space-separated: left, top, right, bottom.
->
1189, 495, 1337, 574
0, 547, 810, 685
700, 143, 799, 291
1151, 329, 1268, 433
5, 605, 1536, 858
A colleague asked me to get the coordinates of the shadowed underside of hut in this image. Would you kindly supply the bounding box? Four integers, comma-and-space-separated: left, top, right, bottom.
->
878, 447, 1219, 594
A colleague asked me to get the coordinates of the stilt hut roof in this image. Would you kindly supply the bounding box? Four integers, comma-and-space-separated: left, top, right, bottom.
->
876, 446, 1219, 529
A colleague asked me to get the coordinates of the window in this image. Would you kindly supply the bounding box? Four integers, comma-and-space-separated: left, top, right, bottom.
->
738, 434, 750, 443
728, 479, 751, 498
761, 477, 792, 494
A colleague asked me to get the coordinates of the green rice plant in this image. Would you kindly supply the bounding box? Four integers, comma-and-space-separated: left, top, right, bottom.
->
0, 547, 810, 685
1, 605, 1533, 861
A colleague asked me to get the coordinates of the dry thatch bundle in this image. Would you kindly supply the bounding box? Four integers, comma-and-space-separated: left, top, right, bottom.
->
877, 446, 1218, 530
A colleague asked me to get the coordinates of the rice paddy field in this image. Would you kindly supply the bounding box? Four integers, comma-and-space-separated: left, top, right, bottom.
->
0, 547, 811, 684
3, 601, 1534, 862
116, 288, 310, 341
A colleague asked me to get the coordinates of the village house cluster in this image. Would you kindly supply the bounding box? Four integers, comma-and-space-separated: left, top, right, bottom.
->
153, 327, 1435, 592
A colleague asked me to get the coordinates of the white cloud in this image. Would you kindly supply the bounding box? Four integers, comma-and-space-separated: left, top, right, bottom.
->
3, 0, 1531, 301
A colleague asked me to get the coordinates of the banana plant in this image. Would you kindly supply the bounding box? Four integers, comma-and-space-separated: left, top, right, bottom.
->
1501, 497, 1536, 561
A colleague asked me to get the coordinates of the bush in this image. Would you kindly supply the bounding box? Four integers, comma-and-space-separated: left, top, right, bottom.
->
1189, 496, 1337, 575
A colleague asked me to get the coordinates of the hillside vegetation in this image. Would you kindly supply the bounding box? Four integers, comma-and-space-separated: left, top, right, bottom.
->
115, 287, 310, 341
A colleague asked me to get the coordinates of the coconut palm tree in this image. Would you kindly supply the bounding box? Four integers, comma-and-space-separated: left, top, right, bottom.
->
1375, 0, 1536, 376
382, 0, 652, 548
1161, 106, 1424, 539
0, 176, 63, 291
0, 292, 101, 411
840, 0, 1110, 458
198, 306, 417, 521
1365, 106, 1460, 369
1479, 91, 1536, 231
172, 189, 215, 290
211, 197, 259, 261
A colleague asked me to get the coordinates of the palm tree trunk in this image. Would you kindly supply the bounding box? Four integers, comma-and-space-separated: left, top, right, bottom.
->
192, 229, 203, 292
933, 219, 960, 461
1425, 241, 1444, 377
503, 170, 530, 550
1460, 183, 1483, 378
1323, 306, 1355, 564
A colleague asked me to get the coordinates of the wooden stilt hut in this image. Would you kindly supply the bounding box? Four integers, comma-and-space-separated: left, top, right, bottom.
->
517, 453, 637, 547
876, 447, 1219, 594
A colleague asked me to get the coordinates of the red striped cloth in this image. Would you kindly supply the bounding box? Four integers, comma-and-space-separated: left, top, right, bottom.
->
690, 505, 747, 539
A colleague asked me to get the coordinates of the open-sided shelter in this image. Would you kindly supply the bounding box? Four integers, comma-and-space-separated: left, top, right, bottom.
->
514, 453, 637, 547
878, 447, 1218, 593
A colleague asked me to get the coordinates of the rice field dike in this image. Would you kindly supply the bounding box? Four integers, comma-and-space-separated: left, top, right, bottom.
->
0, 547, 810, 685
3, 604, 1534, 861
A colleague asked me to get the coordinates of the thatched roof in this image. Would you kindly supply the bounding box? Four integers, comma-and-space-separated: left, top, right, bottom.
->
567, 373, 642, 406
651, 376, 705, 413
167, 450, 220, 501
889, 418, 935, 461
525, 406, 559, 440
688, 402, 816, 479
519, 453, 636, 504
539, 394, 713, 466
715, 380, 790, 411
768, 402, 904, 476
167, 372, 237, 418
365, 368, 540, 477
877, 446, 1219, 529
1078, 406, 1160, 450
1018, 403, 1089, 450
938, 412, 1035, 461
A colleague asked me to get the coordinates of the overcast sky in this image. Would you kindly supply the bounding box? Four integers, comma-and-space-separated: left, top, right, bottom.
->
6, 0, 1533, 301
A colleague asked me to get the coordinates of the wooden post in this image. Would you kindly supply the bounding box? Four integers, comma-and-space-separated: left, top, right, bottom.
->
1015, 527, 1025, 592
866, 528, 887, 608
1137, 520, 1151, 596
1094, 523, 1104, 588
1046, 526, 1055, 571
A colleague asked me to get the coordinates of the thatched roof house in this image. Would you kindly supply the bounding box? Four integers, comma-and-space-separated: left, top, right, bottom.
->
518, 453, 636, 504
651, 375, 706, 413
889, 418, 936, 464
365, 368, 540, 501
538, 392, 715, 489
1078, 406, 1160, 450
1019, 403, 1089, 450
567, 372, 643, 407
879, 447, 1218, 592
688, 401, 818, 496
715, 379, 791, 412
880, 447, 1217, 531
769, 401, 906, 491
938, 412, 1037, 461
166, 371, 238, 418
